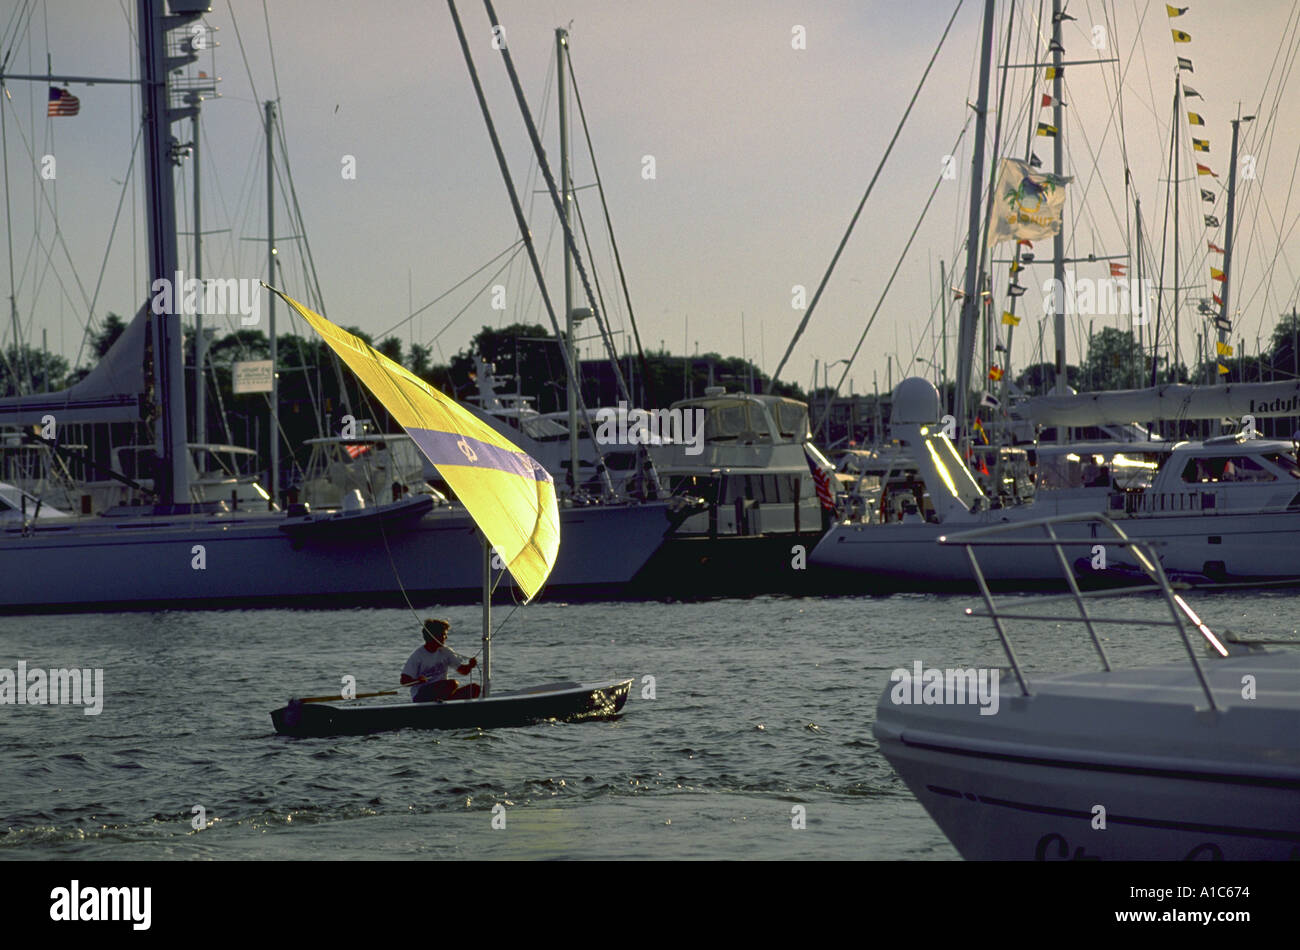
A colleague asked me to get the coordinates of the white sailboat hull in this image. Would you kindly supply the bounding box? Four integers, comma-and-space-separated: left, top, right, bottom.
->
875, 655, 1300, 860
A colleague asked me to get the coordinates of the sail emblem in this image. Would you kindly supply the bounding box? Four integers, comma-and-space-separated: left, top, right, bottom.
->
457, 437, 478, 463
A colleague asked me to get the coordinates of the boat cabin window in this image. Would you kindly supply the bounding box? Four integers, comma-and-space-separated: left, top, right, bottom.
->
1181, 455, 1277, 483
720, 474, 798, 504
1265, 452, 1300, 479
1036, 454, 1111, 490
520, 416, 568, 440
702, 402, 771, 442
775, 402, 808, 440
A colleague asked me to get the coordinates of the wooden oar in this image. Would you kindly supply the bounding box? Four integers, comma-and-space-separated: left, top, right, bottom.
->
296, 689, 398, 704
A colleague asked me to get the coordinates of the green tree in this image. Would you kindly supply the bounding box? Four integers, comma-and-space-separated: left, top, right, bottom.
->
1081, 327, 1145, 391
91, 312, 128, 359
1014, 361, 1082, 395
0, 344, 70, 396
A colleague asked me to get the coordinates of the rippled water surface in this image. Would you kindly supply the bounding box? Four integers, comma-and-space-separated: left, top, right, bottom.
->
2, 587, 1296, 860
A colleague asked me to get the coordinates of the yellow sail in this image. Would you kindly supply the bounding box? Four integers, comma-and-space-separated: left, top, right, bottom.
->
270, 288, 559, 601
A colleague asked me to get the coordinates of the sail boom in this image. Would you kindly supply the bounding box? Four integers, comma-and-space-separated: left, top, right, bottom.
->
1024, 380, 1300, 426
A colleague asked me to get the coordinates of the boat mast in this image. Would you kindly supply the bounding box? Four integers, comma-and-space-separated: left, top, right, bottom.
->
558, 28, 579, 496
266, 100, 280, 507
954, 0, 997, 435
139, 0, 198, 507
1219, 109, 1252, 386
1172, 77, 1181, 389
1050, 0, 1066, 394
481, 537, 492, 697
193, 109, 205, 465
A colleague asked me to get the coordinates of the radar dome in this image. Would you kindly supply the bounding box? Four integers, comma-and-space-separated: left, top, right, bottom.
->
890, 376, 942, 424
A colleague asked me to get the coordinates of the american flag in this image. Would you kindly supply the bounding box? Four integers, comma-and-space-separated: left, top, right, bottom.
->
804, 446, 837, 511
344, 443, 371, 459
48, 87, 80, 117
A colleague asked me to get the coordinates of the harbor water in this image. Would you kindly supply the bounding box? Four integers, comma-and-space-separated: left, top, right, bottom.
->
2, 587, 1295, 861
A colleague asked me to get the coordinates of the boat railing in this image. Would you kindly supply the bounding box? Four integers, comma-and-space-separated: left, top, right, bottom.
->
938, 512, 1230, 711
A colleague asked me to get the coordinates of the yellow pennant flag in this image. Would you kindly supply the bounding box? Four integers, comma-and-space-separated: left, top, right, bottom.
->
1218, 362, 1230, 375
1167, 4, 1188, 16
1217, 341, 1233, 356
1002, 311, 1021, 326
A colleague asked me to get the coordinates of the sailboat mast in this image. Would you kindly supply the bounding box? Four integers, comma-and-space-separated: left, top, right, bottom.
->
954, 0, 997, 434
558, 28, 579, 496
1172, 78, 1181, 385
1220, 110, 1251, 386
266, 100, 280, 507
481, 537, 492, 697
194, 113, 206, 463
138, 0, 191, 506
1051, 0, 1066, 393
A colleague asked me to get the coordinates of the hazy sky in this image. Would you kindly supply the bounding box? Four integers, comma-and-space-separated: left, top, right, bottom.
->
4, 0, 1300, 401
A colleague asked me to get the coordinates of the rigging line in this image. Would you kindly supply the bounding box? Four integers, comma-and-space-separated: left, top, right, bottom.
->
376, 239, 523, 340
570, 191, 612, 346
1237, 4, 1300, 325
813, 119, 973, 437
769, 0, 966, 391
272, 114, 351, 416
450, 0, 621, 498
74, 124, 145, 384
261, 0, 282, 106
565, 48, 651, 402
425, 241, 526, 346
0, 0, 35, 73
1229, 7, 1300, 330
0, 87, 93, 315
481, 1, 636, 430
224, 0, 262, 119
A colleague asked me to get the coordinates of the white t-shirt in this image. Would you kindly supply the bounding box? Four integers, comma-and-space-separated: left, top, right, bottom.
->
402, 645, 464, 700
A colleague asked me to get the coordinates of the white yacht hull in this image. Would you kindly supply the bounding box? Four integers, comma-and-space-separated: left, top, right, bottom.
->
814, 506, 1300, 585
875, 655, 1300, 860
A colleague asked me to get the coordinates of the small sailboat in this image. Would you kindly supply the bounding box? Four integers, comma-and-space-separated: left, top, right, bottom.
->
269, 288, 631, 737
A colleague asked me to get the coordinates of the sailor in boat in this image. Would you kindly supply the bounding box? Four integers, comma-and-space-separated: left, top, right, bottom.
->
400, 619, 480, 702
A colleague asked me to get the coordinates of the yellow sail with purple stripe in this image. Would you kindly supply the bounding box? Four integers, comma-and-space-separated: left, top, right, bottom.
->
271, 288, 559, 601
